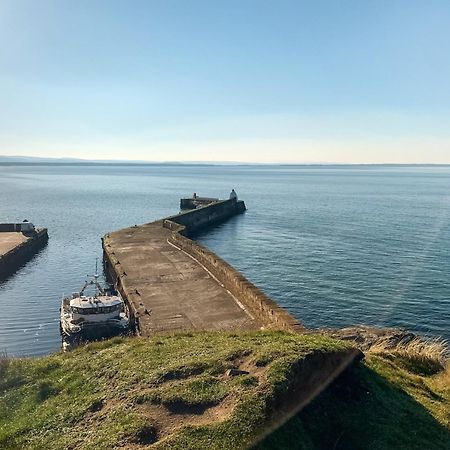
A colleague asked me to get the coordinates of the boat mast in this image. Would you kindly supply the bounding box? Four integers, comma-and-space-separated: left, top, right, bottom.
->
79, 258, 105, 296
93, 257, 104, 296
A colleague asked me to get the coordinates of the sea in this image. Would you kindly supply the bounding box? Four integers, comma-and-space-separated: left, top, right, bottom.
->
1, 163, 449, 356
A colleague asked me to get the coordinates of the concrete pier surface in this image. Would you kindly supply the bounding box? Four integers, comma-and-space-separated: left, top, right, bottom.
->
0, 232, 29, 256
0, 229, 48, 280
103, 198, 303, 336
103, 221, 260, 334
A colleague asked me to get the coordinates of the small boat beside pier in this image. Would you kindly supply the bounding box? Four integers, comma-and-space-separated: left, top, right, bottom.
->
60, 266, 129, 350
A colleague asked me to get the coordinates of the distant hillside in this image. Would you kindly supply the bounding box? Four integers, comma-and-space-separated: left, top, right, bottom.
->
0, 155, 145, 164
0, 155, 87, 163
0, 155, 248, 165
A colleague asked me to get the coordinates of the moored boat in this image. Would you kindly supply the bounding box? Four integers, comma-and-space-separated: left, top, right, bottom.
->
60, 266, 129, 350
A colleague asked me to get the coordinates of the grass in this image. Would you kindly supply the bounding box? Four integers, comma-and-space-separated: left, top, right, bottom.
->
0, 331, 349, 450
1, 331, 448, 450
256, 338, 450, 450
369, 335, 449, 376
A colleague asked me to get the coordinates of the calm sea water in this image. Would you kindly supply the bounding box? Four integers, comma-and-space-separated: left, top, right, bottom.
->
1, 164, 449, 356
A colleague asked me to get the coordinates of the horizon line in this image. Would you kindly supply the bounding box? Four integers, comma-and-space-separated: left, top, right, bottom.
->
1, 155, 450, 166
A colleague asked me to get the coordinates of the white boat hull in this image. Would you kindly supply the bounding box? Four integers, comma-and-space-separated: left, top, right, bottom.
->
60, 288, 130, 350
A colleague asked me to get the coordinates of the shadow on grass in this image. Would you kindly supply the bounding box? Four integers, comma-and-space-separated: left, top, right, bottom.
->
253, 363, 450, 450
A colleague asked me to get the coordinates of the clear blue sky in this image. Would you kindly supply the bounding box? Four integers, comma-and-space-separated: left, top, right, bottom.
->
1, 0, 450, 163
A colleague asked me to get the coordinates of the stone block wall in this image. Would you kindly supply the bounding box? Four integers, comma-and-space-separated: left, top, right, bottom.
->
164, 199, 246, 236
167, 224, 303, 332
0, 229, 48, 280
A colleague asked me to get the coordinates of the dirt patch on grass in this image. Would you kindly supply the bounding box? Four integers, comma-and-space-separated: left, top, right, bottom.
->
221, 348, 266, 381
132, 423, 159, 445
158, 364, 208, 383
135, 395, 235, 443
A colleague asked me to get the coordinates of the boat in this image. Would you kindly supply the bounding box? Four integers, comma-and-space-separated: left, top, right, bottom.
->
60, 264, 129, 350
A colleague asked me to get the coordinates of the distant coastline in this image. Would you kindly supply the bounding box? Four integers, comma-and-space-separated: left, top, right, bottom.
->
1, 155, 450, 167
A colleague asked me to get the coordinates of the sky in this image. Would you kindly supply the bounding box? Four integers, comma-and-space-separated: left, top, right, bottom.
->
1, 0, 450, 163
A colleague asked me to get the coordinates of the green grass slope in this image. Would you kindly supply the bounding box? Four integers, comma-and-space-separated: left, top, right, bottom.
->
0, 331, 448, 450
256, 349, 450, 450
0, 331, 350, 450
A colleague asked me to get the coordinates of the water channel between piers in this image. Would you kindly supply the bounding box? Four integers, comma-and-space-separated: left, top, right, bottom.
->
102, 198, 304, 336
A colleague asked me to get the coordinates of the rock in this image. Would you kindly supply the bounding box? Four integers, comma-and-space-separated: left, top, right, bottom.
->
226, 368, 250, 377
322, 326, 420, 351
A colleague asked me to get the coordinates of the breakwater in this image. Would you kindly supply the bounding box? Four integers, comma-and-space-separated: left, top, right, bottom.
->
166, 198, 246, 236
0, 229, 48, 280
103, 198, 304, 335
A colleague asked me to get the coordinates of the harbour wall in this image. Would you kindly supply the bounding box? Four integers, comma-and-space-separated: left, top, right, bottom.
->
103, 197, 303, 333
102, 250, 138, 331
0, 223, 35, 233
180, 196, 219, 210
166, 224, 303, 332
0, 229, 48, 280
163, 199, 302, 331
164, 198, 246, 236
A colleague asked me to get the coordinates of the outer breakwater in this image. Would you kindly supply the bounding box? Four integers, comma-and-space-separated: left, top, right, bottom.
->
165, 198, 246, 236
103, 198, 304, 335
0, 229, 48, 280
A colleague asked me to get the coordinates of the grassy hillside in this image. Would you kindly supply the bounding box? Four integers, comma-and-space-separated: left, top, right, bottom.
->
0, 331, 448, 450
0, 331, 350, 450
257, 340, 450, 450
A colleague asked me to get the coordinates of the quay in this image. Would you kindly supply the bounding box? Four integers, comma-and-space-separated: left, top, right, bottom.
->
0, 223, 48, 280
103, 198, 303, 335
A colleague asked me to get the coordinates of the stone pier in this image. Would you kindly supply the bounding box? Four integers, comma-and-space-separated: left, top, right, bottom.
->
103, 198, 304, 335
0, 229, 48, 280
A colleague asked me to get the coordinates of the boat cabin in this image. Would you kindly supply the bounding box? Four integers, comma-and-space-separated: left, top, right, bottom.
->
69, 295, 123, 322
